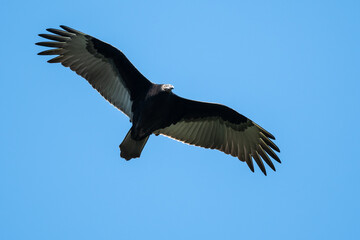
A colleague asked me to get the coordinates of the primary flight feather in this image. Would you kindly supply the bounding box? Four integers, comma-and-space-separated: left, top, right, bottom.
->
36, 25, 280, 175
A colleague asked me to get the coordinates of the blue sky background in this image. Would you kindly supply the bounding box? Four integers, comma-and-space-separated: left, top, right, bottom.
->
1, 0, 359, 239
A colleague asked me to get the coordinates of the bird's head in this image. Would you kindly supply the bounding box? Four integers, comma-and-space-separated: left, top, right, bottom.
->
161, 84, 174, 93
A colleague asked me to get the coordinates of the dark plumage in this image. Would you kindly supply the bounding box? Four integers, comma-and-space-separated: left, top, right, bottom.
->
36, 25, 281, 175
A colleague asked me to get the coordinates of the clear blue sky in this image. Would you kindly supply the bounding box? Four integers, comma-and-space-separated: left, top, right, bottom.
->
1, 0, 359, 239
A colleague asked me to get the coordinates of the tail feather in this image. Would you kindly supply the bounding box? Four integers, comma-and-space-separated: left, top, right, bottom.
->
119, 129, 149, 160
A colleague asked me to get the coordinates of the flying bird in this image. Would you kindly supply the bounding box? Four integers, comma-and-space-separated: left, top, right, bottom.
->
36, 25, 280, 175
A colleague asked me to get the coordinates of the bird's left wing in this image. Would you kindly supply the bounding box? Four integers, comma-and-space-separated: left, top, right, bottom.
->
154, 96, 280, 175
36, 25, 153, 119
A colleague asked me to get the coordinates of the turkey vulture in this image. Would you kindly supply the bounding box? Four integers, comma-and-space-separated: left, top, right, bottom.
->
36, 25, 280, 175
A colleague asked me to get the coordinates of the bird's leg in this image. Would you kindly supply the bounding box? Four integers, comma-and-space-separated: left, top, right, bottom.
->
131, 125, 149, 141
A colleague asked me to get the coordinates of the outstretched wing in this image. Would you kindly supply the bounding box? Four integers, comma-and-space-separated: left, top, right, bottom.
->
154, 96, 280, 175
36, 25, 153, 119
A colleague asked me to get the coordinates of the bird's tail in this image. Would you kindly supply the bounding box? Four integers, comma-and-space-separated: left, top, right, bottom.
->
119, 129, 149, 160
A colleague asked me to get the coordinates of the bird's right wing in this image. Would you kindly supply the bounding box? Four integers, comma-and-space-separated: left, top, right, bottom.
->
154, 96, 280, 175
36, 25, 153, 119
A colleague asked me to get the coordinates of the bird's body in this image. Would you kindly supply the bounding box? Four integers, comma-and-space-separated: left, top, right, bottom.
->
132, 84, 175, 139
36, 25, 280, 175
